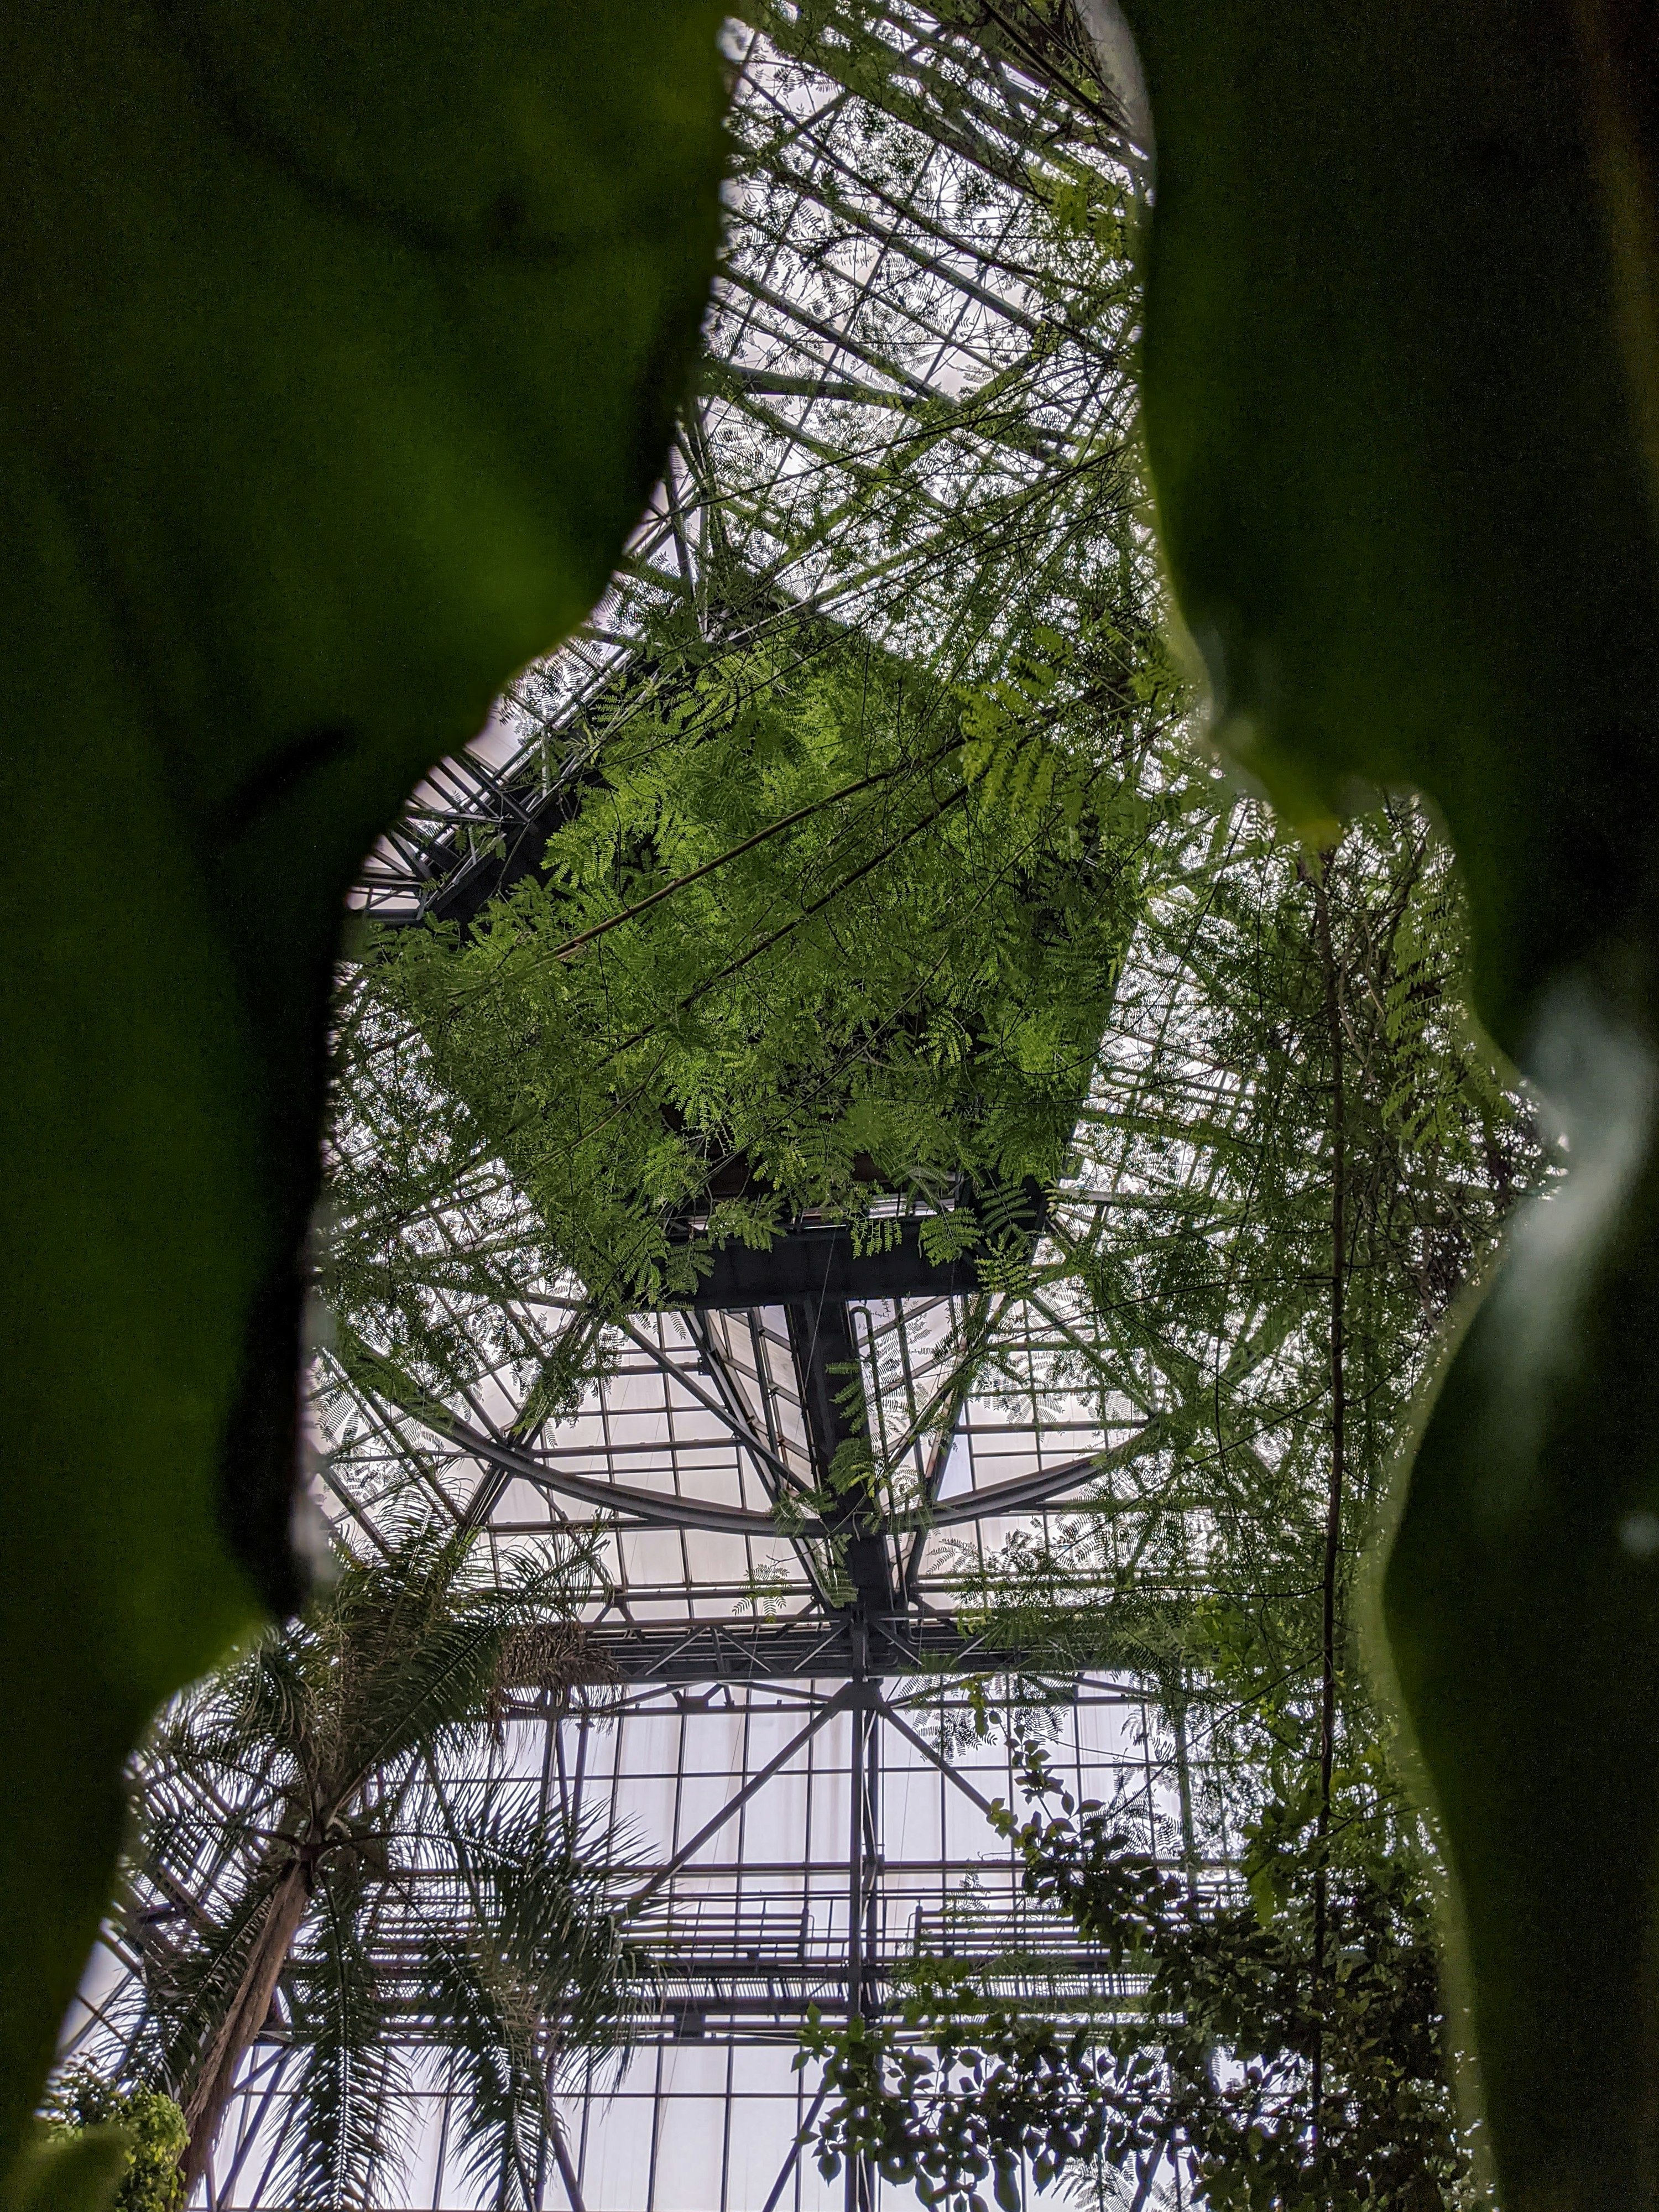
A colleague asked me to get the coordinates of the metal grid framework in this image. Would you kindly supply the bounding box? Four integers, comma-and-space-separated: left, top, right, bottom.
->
308, 1285, 1201, 2212
57, 8, 1261, 2208
71, 1274, 1216, 2212
351, 0, 1147, 930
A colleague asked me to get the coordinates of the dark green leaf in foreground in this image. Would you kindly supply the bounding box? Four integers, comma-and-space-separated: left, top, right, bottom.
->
1117, 1, 1659, 2203
0, 1, 726, 2190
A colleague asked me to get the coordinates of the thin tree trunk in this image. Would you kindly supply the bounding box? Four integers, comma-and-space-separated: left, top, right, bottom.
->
181, 1858, 314, 2192
1173, 1682, 1198, 1895
1310, 864, 1347, 2166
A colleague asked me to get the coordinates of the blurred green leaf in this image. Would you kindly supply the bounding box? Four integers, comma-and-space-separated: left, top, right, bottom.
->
1118, 1, 1659, 2203
0, 0, 725, 2189
7, 2136, 128, 2212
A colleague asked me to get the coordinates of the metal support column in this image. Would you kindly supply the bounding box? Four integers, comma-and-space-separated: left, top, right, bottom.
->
845, 1620, 880, 2212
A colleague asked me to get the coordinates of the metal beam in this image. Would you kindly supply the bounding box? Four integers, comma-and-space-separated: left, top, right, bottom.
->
876, 1695, 998, 1818
787, 1295, 895, 1616
349, 1343, 1122, 1539
760, 2080, 831, 2212
499, 1610, 1108, 1689
549, 2119, 588, 2212
614, 1315, 802, 1491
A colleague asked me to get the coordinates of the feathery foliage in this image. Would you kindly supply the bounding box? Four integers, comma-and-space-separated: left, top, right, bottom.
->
806, 802, 1536, 2207
320, 0, 1156, 1400
86, 1519, 646, 2208
343, 607, 1155, 1317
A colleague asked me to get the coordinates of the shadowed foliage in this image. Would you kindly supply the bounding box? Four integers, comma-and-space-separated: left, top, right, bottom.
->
0, 6, 727, 2196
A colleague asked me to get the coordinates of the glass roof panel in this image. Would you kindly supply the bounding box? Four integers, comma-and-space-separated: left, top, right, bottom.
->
59, 9, 1245, 2207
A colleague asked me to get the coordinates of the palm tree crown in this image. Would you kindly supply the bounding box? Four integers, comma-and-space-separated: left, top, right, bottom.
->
98, 1516, 647, 2209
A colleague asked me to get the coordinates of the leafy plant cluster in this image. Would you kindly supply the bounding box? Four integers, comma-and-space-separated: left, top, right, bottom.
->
38, 2073, 186, 2212
937, 805, 1533, 1692
718, 0, 1144, 665
811, 804, 1533, 2207
330, 596, 1174, 1349
802, 1749, 1474, 2212
319, 0, 1163, 1389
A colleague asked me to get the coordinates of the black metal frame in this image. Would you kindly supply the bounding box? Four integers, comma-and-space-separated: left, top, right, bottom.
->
54, 7, 1187, 2206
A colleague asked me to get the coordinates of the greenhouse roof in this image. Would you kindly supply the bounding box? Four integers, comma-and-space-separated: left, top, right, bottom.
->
65, 11, 1239, 2208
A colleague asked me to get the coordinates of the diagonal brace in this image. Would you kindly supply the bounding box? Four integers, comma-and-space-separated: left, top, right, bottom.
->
875, 1695, 998, 1819
622, 1685, 854, 1915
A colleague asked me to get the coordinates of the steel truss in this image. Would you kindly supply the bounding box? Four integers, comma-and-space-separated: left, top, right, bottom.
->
71, 1250, 1209, 2210
56, 7, 1234, 2207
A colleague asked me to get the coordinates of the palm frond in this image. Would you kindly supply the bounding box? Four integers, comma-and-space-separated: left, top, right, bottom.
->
277, 1865, 411, 2212
327, 1521, 606, 1796
450, 1801, 654, 2064
406, 1803, 649, 2210
129, 1869, 293, 2100
102, 1510, 633, 2201
413, 1934, 549, 2211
